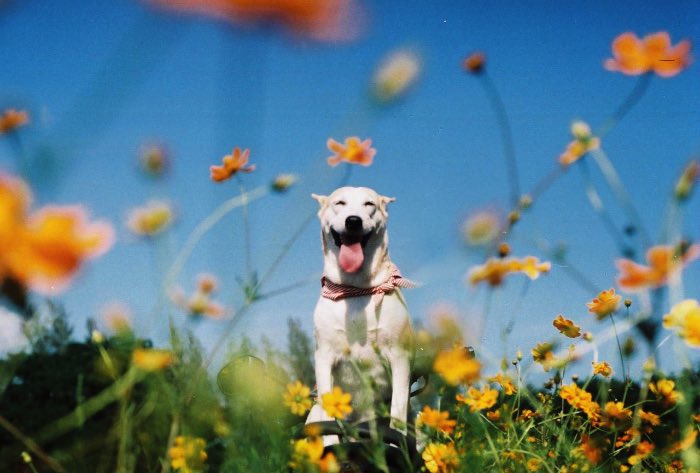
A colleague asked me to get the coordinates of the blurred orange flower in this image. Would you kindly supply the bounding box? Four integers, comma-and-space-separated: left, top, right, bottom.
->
422, 442, 459, 473
552, 314, 581, 338
663, 299, 700, 348
170, 273, 225, 319
419, 406, 456, 434
587, 288, 621, 319
559, 383, 600, 423
0, 109, 29, 134
616, 243, 700, 291
0, 174, 114, 295
210, 147, 255, 182
146, 0, 362, 42
488, 372, 517, 395
132, 348, 175, 371
592, 361, 612, 377
468, 255, 550, 287
457, 385, 499, 412
649, 379, 679, 406
326, 136, 376, 167
604, 32, 692, 78
558, 121, 600, 166
433, 346, 480, 386
463, 52, 485, 74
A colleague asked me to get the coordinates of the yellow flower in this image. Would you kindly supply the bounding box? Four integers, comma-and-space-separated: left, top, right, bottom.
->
511, 256, 552, 280
628, 440, 654, 465
531, 342, 556, 370
558, 120, 601, 167
290, 436, 324, 469
649, 379, 679, 406
0, 109, 29, 134
284, 380, 313, 416
486, 410, 501, 422
488, 372, 517, 395
592, 361, 613, 377
326, 136, 376, 167
468, 255, 550, 286
638, 410, 660, 426
126, 200, 174, 237
433, 346, 481, 386
526, 458, 542, 472
270, 173, 297, 192
422, 442, 459, 473
559, 383, 600, 422
372, 48, 421, 103
663, 299, 700, 348
321, 386, 352, 420
604, 402, 632, 421
553, 314, 581, 338
587, 288, 621, 319
419, 406, 457, 434
318, 451, 340, 473
168, 436, 207, 473
461, 210, 501, 246
132, 348, 175, 371
457, 385, 499, 412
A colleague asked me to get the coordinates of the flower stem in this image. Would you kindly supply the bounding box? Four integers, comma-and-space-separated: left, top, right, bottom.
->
609, 313, 627, 381
597, 73, 653, 139
479, 71, 521, 208
236, 175, 253, 283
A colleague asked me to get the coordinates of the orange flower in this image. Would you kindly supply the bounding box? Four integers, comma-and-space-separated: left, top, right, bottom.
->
210, 147, 255, 182
419, 406, 457, 434
578, 435, 602, 465
0, 109, 29, 134
616, 243, 700, 291
638, 409, 660, 426
553, 314, 581, 338
132, 348, 175, 371
422, 442, 459, 473
587, 288, 622, 319
463, 52, 485, 74
559, 383, 600, 423
456, 385, 499, 412
326, 136, 376, 167
558, 121, 600, 166
649, 379, 680, 406
468, 255, 550, 286
488, 372, 517, 395
4, 205, 114, 294
628, 440, 654, 465
592, 361, 613, 378
433, 346, 481, 386
146, 0, 362, 42
170, 273, 225, 319
604, 32, 692, 78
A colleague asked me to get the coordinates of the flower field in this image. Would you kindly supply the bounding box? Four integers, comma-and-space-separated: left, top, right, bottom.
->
0, 2, 699, 472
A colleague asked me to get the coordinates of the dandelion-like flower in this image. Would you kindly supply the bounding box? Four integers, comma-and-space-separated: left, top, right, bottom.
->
418, 406, 456, 434
456, 385, 499, 412
558, 121, 600, 167
283, 380, 313, 416
321, 386, 352, 420
553, 314, 581, 338
587, 288, 621, 319
663, 299, 700, 348
210, 147, 255, 183
0, 109, 29, 134
126, 200, 174, 237
592, 361, 612, 377
604, 31, 692, 78
433, 346, 480, 386
422, 442, 459, 473
132, 348, 175, 371
168, 436, 207, 473
616, 243, 700, 291
372, 49, 421, 103
326, 136, 376, 167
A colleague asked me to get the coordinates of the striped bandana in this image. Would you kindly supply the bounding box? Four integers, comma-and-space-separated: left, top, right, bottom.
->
320, 263, 416, 305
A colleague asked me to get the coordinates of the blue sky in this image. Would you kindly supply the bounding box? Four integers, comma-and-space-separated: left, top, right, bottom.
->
1, 0, 699, 379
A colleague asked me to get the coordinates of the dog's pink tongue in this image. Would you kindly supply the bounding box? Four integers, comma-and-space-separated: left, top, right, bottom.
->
339, 242, 364, 273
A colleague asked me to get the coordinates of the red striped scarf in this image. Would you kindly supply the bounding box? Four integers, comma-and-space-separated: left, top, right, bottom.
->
320, 263, 416, 305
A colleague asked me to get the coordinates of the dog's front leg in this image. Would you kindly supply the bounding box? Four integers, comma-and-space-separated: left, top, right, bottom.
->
387, 350, 411, 434
306, 345, 340, 445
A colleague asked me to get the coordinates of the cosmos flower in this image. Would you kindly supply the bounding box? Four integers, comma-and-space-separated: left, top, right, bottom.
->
663, 299, 700, 348
552, 314, 581, 338
372, 48, 421, 103
326, 136, 376, 167
321, 386, 352, 420
604, 31, 692, 78
0, 109, 29, 134
558, 121, 601, 167
488, 372, 517, 395
559, 383, 600, 423
578, 435, 603, 465
638, 409, 660, 427
627, 440, 654, 466
146, 0, 363, 42
132, 348, 175, 371
587, 288, 621, 319
126, 200, 174, 237
168, 436, 207, 473
456, 385, 499, 412
422, 442, 459, 473
433, 346, 481, 386
283, 380, 313, 416
616, 243, 700, 291
463, 52, 486, 74
467, 255, 550, 286
419, 406, 457, 434
170, 273, 225, 319
648, 379, 679, 406
592, 361, 612, 377
461, 210, 502, 246
210, 147, 255, 183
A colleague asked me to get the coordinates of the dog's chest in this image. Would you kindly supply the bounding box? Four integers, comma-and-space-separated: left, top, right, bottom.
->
314, 292, 410, 355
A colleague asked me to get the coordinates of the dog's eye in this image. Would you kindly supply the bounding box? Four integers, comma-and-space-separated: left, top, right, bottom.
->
364, 201, 376, 207
334, 200, 346, 206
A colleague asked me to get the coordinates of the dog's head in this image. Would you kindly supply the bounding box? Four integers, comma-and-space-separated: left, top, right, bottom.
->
312, 187, 395, 274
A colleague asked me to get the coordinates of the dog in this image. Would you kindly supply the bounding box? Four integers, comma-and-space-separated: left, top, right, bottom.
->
306, 186, 414, 435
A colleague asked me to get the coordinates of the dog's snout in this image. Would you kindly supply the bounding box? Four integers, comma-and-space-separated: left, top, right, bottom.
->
345, 216, 363, 232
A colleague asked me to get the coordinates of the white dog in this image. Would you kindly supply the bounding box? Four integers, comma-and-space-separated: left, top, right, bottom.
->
306, 186, 414, 433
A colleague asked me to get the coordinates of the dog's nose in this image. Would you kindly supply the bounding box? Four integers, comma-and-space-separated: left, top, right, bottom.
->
345, 216, 363, 232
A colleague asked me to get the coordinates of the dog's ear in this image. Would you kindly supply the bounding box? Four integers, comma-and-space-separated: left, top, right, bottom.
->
378, 195, 395, 216
311, 193, 328, 207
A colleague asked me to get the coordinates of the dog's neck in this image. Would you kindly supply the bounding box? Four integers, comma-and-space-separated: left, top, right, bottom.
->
322, 228, 392, 288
